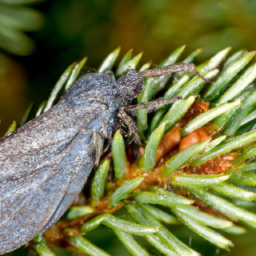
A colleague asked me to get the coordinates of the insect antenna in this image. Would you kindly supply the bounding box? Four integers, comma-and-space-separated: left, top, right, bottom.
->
139, 63, 213, 84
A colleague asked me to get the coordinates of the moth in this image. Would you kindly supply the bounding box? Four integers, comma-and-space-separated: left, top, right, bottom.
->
0, 63, 209, 254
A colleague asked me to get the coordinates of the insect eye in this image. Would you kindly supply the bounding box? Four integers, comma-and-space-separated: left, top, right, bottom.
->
128, 75, 137, 81
126, 69, 138, 81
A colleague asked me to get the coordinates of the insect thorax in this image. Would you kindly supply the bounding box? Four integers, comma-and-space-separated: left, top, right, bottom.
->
116, 69, 144, 106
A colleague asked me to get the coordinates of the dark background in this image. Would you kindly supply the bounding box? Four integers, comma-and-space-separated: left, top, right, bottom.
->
2, 0, 256, 136
1, 1, 256, 255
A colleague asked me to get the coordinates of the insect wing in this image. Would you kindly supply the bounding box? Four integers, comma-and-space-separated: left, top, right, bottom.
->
0, 128, 97, 255
0, 72, 117, 254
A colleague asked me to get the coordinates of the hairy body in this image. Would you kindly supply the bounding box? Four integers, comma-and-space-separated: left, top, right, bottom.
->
0, 70, 143, 254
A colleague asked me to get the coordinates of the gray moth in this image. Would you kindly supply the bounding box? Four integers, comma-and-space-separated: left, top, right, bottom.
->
0, 63, 204, 254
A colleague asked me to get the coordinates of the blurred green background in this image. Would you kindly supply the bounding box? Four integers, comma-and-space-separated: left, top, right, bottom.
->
1, 0, 256, 255
2, 0, 256, 136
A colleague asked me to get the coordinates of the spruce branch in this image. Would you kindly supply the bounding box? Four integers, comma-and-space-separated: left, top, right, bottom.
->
5, 46, 256, 256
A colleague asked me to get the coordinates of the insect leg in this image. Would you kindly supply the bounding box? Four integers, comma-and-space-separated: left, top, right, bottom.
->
123, 96, 182, 116
117, 108, 141, 145
139, 63, 212, 84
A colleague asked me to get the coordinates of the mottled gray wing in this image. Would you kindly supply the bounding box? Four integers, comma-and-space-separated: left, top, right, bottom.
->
41, 130, 102, 232
0, 72, 117, 254
0, 109, 107, 254
0, 126, 98, 255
